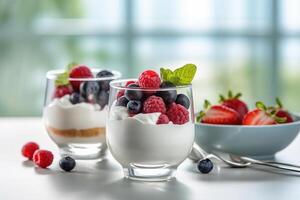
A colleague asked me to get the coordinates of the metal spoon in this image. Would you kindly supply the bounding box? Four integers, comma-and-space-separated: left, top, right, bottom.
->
230, 155, 300, 173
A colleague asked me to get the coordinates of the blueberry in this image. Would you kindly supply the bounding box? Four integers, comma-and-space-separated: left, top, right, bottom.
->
59, 156, 76, 172
80, 81, 100, 101
125, 83, 143, 101
98, 80, 111, 91
116, 96, 129, 107
96, 70, 114, 78
156, 81, 177, 104
175, 94, 190, 109
97, 90, 109, 108
69, 92, 84, 104
197, 158, 213, 174
127, 100, 142, 114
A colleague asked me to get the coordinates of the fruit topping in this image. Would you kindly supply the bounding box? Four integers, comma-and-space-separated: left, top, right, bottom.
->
197, 158, 214, 174
143, 95, 166, 114
97, 91, 109, 108
167, 103, 189, 125
54, 85, 72, 98
125, 83, 143, 101
156, 114, 170, 124
69, 92, 84, 104
96, 70, 114, 78
175, 94, 190, 109
138, 70, 161, 88
273, 98, 293, 123
219, 91, 248, 123
21, 142, 39, 160
33, 150, 54, 168
59, 156, 76, 172
69, 65, 93, 91
197, 100, 239, 125
116, 96, 129, 107
160, 64, 196, 85
127, 100, 142, 114
80, 81, 100, 102
156, 81, 177, 105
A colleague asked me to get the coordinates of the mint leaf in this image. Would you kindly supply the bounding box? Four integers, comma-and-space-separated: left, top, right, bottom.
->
173, 64, 197, 85
55, 71, 69, 86
160, 64, 197, 85
67, 62, 78, 72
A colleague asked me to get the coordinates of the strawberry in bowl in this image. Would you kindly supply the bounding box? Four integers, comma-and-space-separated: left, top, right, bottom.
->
195, 92, 300, 159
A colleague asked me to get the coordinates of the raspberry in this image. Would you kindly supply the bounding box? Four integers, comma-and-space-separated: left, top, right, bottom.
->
138, 70, 161, 88
54, 85, 72, 98
21, 142, 39, 160
69, 65, 93, 91
157, 114, 170, 124
143, 95, 166, 114
167, 103, 189, 125
125, 80, 136, 87
33, 150, 54, 168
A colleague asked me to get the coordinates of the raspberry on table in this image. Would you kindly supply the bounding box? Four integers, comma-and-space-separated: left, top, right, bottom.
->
156, 114, 170, 124
21, 142, 39, 160
69, 65, 93, 91
143, 95, 166, 114
138, 70, 161, 89
167, 103, 189, 125
33, 150, 54, 168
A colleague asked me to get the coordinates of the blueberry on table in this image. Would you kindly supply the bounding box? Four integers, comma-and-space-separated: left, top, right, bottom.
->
80, 81, 100, 100
156, 81, 177, 104
175, 94, 190, 109
125, 83, 143, 101
96, 70, 114, 78
197, 158, 213, 174
69, 92, 84, 104
59, 156, 76, 172
97, 90, 109, 108
116, 96, 129, 107
127, 100, 142, 114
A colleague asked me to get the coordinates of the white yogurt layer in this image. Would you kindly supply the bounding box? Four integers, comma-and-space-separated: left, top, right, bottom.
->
107, 116, 195, 167
44, 95, 107, 130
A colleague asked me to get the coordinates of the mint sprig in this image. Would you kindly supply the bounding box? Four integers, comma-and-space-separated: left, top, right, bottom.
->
160, 64, 197, 85
55, 62, 78, 86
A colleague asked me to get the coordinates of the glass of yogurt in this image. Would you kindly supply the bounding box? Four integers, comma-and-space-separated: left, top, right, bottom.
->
43, 64, 121, 160
107, 68, 195, 181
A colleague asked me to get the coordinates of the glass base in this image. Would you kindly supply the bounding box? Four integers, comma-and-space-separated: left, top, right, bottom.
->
123, 163, 176, 182
58, 143, 107, 160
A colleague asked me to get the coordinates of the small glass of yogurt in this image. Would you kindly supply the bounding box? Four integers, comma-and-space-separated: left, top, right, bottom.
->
107, 77, 195, 181
43, 65, 121, 159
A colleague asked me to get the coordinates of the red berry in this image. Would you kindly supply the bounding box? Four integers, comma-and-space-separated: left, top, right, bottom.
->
69, 65, 93, 91
33, 150, 54, 168
242, 109, 276, 125
201, 105, 239, 125
219, 91, 248, 124
125, 81, 136, 87
21, 142, 39, 160
276, 110, 293, 123
143, 95, 166, 114
167, 103, 189, 125
54, 85, 72, 98
157, 114, 170, 124
138, 70, 161, 88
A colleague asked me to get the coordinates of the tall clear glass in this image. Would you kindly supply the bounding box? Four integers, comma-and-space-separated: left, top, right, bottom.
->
107, 79, 195, 181
43, 69, 121, 160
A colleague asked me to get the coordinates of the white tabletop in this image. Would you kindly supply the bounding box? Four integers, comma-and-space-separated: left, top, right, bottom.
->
1, 118, 300, 200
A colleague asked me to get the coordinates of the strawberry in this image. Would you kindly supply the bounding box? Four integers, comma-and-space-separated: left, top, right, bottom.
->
242, 101, 286, 125
197, 100, 239, 125
273, 98, 293, 123
219, 91, 248, 124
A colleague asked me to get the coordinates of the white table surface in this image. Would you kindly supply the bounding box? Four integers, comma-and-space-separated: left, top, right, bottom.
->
1, 118, 300, 200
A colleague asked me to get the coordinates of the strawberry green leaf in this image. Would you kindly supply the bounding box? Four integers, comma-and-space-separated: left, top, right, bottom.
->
256, 101, 267, 111
275, 97, 283, 108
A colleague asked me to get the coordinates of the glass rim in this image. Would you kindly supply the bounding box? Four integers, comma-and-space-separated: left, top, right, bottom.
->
110, 78, 192, 91
46, 69, 122, 81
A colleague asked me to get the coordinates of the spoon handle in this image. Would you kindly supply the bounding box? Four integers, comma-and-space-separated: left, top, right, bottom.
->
241, 157, 300, 173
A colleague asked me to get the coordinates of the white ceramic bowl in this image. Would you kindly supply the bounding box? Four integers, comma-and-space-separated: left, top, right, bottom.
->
195, 114, 300, 158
